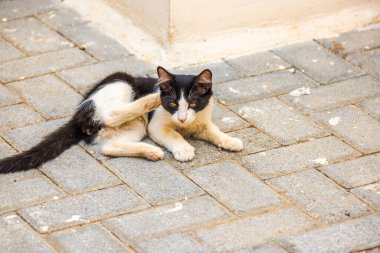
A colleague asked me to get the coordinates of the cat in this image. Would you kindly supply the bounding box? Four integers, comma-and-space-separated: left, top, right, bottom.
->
0, 66, 243, 174
147, 67, 243, 161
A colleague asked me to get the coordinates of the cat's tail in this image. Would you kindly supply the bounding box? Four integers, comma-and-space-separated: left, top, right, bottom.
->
0, 119, 85, 174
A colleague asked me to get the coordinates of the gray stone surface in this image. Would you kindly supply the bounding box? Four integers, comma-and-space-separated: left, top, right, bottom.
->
321, 153, 380, 188
135, 234, 206, 253
41, 146, 120, 194
0, 0, 57, 20
347, 48, 380, 79
0, 138, 15, 159
280, 75, 380, 114
242, 136, 360, 179
231, 243, 287, 253
267, 169, 371, 223
1, 117, 67, 151
105, 158, 203, 205
185, 161, 284, 214
232, 97, 328, 145
8, 75, 82, 119
351, 182, 380, 211
0, 169, 40, 186
225, 51, 291, 76
0, 17, 72, 54
57, 58, 155, 94
48, 223, 129, 253
19, 185, 148, 233
195, 208, 315, 253
212, 103, 250, 132
104, 196, 230, 242
0, 84, 21, 107
319, 28, 380, 55
274, 41, 363, 84
0, 214, 55, 253
214, 69, 318, 105
0, 177, 62, 214
0, 104, 43, 128
312, 105, 380, 154
171, 60, 241, 84
279, 214, 380, 253
59, 23, 131, 61
360, 97, 380, 120
37, 8, 88, 30
0, 48, 95, 83
0, 39, 23, 63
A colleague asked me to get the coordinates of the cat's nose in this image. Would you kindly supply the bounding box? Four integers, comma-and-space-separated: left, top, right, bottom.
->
178, 117, 186, 123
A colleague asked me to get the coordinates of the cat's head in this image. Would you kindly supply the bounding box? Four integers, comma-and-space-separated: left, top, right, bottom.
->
156, 66, 213, 125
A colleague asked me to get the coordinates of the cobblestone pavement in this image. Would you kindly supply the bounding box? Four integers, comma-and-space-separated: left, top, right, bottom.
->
0, 1, 379, 252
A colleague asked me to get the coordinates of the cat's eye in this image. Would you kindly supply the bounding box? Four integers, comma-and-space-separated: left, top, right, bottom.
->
169, 102, 177, 107
189, 102, 197, 108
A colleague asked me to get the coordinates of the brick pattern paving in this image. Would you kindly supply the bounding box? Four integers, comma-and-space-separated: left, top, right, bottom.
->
0, 1, 379, 252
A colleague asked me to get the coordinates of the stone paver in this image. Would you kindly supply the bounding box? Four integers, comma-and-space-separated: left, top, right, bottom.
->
0, 84, 21, 107
319, 28, 380, 56
0, 104, 43, 128
135, 234, 206, 253
0, 214, 55, 253
273, 41, 363, 84
195, 208, 315, 253
213, 69, 318, 105
267, 169, 371, 223
231, 243, 287, 253
172, 60, 241, 84
351, 182, 380, 211
280, 75, 380, 114
48, 223, 129, 253
104, 196, 230, 242
105, 158, 203, 205
41, 146, 120, 194
212, 103, 250, 132
0, 1, 379, 251
185, 161, 284, 214
0, 48, 95, 83
0, 17, 72, 54
59, 23, 131, 61
242, 136, 360, 179
57, 57, 155, 94
359, 97, 380, 120
0, 0, 57, 20
8, 75, 82, 119
225, 51, 291, 76
0, 177, 62, 214
19, 185, 149, 233
233, 97, 328, 145
0, 39, 23, 63
312, 105, 380, 154
321, 154, 380, 188
1, 117, 67, 151
347, 48, 380, 79
279, 214, 380, 253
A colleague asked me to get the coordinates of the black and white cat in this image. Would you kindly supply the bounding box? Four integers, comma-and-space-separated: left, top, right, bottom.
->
0, 67, 243, 174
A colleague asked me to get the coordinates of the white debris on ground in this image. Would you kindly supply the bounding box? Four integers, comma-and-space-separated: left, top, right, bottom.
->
65, 215, 86, 223
328, 117, 341, 126
312, 157, 329, 165
289, 87, 311, 97
228, 87, 240, 93
161, 202, 183, 214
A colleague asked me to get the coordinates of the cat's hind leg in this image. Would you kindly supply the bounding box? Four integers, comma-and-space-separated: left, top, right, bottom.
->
101, 121, 164, 161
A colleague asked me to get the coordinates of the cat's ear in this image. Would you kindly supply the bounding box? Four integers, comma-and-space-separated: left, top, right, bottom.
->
157, 66, 173, 91
194, 69, 212, 94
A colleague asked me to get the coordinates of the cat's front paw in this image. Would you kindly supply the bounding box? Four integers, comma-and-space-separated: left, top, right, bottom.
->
219, 137, 243, 151
172, 145, 195, 162
144, 93, 162, 111
144, 147, 165, 161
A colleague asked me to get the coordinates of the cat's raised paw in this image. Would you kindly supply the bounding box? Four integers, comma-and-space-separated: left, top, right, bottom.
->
173, 145, 195, 162
219, 137, 243, 151
145, 147, 164, 161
